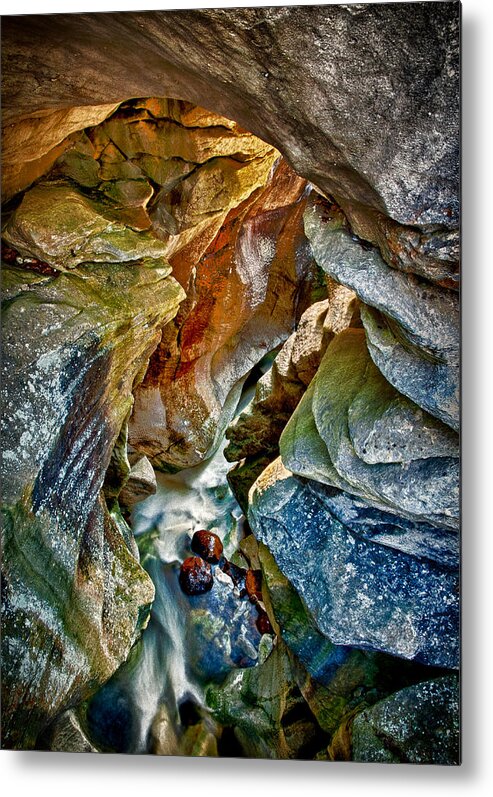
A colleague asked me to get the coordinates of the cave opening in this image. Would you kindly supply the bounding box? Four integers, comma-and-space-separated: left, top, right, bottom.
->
2, 93, 343, 755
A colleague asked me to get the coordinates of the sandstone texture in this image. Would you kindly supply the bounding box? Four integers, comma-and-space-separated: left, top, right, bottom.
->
129, 157, 322, 470
2, 4, 459, 284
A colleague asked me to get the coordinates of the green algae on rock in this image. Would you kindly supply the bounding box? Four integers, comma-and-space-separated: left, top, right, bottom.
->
2, 183, 172, 270
0, 2, 460, 760
280, 328, 459, 530
206, 638, 326, 760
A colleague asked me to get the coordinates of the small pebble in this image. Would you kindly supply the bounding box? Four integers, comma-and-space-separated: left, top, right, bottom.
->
221, 560, 247, 597
245, 569, 263, 604
179, 556, 213, 596
191, 529, 223, 564
255, 608, 273, 636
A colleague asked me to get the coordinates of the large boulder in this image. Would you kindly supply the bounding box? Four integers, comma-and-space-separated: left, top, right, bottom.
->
2, 182, 173, 269
257, 543, 438, 743
249, 459, 459, 669
350, 675, 460, 764
280, 328, 459, 530
1, 238, 184, 747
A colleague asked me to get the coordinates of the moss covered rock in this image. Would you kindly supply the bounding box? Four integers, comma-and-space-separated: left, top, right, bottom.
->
2, 183, 170, 269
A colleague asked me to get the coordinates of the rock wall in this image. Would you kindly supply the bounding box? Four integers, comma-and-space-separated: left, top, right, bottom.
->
129, 158, 322, 471
1, 252, 183, 748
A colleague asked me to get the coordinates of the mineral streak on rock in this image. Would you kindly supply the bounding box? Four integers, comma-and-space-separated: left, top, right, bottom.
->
129, 158, 322, 470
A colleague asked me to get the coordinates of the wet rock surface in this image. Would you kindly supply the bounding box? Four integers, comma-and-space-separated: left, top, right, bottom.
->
361, 303, 459, 432
304, 200, 460, 361
249, 459, 459, 669
179, 557, 214, 596
191, 530, 224, 564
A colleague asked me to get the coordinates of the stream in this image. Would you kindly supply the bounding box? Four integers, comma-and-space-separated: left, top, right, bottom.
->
85, 389, 269, 755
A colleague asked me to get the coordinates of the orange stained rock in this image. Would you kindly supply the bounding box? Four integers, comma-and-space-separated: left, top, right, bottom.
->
130, 158, 314, 470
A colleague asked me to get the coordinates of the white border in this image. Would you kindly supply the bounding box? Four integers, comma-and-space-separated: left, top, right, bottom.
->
1, 1, 492, 794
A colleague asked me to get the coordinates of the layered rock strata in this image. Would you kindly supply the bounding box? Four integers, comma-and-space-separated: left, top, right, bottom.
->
129, 158, 322, 470
304, 200, 460, 431
245, 186, 459, 683
3, 96, 322, 473
225, 284, 358, 508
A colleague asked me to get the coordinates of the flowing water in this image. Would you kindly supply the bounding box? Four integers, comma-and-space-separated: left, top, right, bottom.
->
86, 412, 264, 754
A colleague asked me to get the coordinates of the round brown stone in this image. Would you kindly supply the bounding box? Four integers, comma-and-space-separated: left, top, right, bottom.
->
179, 556, 213, 596
191, 529, 223, 564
